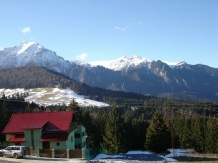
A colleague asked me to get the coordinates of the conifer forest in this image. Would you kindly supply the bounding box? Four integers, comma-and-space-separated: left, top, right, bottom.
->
1, 95, 218, 154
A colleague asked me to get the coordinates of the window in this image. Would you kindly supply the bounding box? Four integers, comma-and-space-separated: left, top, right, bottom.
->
75, 144, 77, 149
78, 144, 81, 149
56, 142, 60, 146
75, 133, 80, 138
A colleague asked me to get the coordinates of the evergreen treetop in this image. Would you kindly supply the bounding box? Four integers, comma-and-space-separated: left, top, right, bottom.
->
145, 110, 169, 154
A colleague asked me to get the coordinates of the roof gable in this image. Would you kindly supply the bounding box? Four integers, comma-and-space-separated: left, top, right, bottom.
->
43, 121, 61, 132
2, 111, 74, 134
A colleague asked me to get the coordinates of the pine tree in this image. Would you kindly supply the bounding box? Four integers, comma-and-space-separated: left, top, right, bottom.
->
57, 104, 62, 112
131, 114, 149, 150
0, 100, 12, 141
173, 115, 185, 149
180, 116, 192, 148
94, 112, 107, 147
100, 106, 127, 154
205, 116, 218, 153
24, 103, 33, 113
80, 110, 96, 147
192, 117, 206, 153
123, 114, 133, 150
68, 99, 80, 111
145, 110, 169, 154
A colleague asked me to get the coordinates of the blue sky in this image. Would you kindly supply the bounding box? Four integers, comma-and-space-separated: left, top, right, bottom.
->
0, 1, 217, 67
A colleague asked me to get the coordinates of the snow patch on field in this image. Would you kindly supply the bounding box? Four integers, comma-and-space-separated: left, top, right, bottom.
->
92, 150, 178, 162
0, 88, 109, 107
92, 149, 192, 162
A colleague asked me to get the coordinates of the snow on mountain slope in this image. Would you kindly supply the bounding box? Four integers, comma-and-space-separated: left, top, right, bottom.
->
163, 60, 187, 68
0, 42, 72, 74
0, 42, 187, 72
87, 56, 152, 71
0, 88, 109, 107
17, 42, 40, 55
87, 56, 185, 71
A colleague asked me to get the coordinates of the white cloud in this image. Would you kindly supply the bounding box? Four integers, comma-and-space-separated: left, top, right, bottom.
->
0, 47, 3, 50
113, 22, 142, 32
76, 53, 88, 61
113, 25, 130, 32
21, 27, 31, 33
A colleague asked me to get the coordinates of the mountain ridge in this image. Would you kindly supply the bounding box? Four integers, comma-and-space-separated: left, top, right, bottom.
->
0, 42, 193, 71
1, 42, 218, 101
86, 56, 189, 71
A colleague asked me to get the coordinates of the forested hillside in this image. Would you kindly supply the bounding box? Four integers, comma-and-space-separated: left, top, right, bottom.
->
0, 67, 148, 101
1, 66, 218, 155
1, 95, 218, 154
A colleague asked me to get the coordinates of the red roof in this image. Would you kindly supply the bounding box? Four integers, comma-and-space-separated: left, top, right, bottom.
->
40, 133, 69, 142
8, 134, 25, 143
22, 121, 48, 130
2, 111, 75, 134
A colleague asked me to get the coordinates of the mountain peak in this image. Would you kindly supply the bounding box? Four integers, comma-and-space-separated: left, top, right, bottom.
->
18, 41, 43, 55
20, 41, 37, 46
0, 42, 71, 73
88, 56, 153, 71
176, 61, 187, 66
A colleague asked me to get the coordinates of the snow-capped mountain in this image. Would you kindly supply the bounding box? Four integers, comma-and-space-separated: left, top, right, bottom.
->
0, 42, 72, 74
1, 42, 218, 101
88, 56, 153, 71
71, 57, 218, 101
0, 42, 187, 72
162, 60, 187, 68
78, 56, 186, 71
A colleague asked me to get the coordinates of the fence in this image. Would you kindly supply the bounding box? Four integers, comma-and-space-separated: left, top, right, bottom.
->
85, 147, 105, 160
69, 149, 82, 158
33, 148, 83, 158
25, 147, 31, 155
39, 149, 52, 158
31, 147, 102, 159
54, 149, 67, 158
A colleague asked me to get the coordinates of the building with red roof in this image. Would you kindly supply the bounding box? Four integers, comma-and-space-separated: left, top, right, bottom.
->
2, 111, 86, 152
